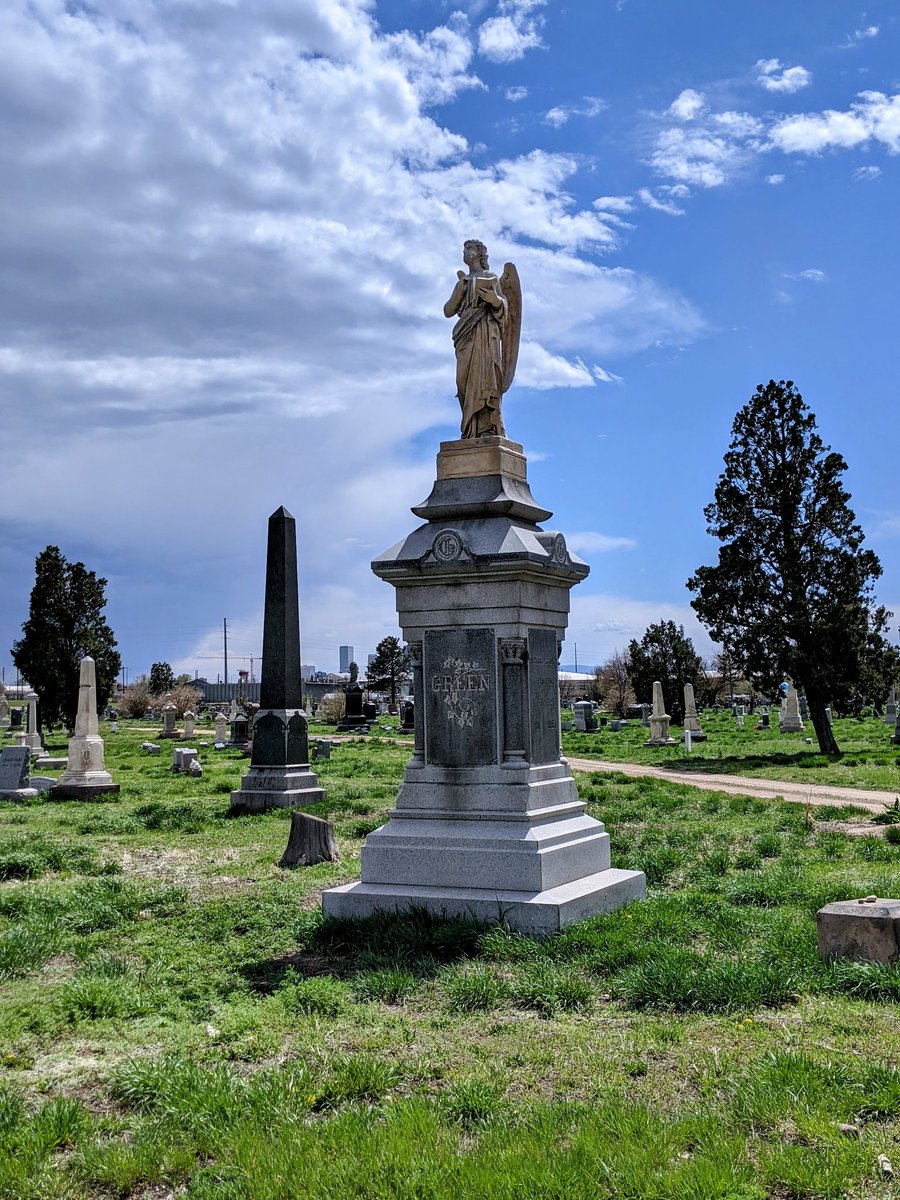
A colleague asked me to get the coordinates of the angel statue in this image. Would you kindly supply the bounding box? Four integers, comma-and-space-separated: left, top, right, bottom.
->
443, 240, 521, 439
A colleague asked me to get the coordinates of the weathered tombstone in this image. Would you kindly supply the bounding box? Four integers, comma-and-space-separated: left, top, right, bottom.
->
323, 337, 644, 933
780, 680, 804, 732
644, 682, 676, 746
798, 694, 809, 721
24, 692, 44, 756
817, 896, 900, 964
0, 694, 9, 729
228, 712, 250, 749
682, 683, 706, 742
214, 712, 227, 742
314, 739, 332, 760
884, 691, 897, 726
158, 693, 178, 739
337, 662, 369, 732
362, 700, 378, 721
228, 698, 238, 722
50, 658, 120, 799
573, 701, 596, 732
186, 754, 202, 777
9, 707, 23, 730
0, 746, 36, 800
230, 507, 324, 813
640, 703, 650, 727
141, 741, 161, 755
609, 719, 621, 731
400, 700, 415, 731
759, 712, 771, 729
182, 710, 196, 738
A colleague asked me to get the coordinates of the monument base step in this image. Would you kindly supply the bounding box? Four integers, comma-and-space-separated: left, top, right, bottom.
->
322, 868, 646, 937
50, 782, 121, 799
35, 757, 67, 769
229, 786, 325, 814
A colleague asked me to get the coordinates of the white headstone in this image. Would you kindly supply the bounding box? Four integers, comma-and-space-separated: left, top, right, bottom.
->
183, 710, 195, 738
51, 658, 119, 798
780, 680, 805, 732
214, 712, 227, 742
645, 682, 676, 746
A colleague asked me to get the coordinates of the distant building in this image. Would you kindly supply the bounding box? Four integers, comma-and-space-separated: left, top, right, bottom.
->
339, 645, 354, 673
301, 664, 316, 680
367, 653, 377, 669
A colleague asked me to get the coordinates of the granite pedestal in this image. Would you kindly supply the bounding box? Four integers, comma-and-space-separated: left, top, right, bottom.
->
323, 437, 644, 934
51, 658, 119, 799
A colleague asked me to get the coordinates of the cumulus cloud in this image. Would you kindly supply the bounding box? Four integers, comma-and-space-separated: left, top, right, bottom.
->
0, 0, 706, 673
505, 85, 528, 101
766, 173, 785, 184
478, 0, 545, 63
667, 89, 707, 120
769, 91, 900, 154
638, 186, 688, 215
755, 58, 811, 94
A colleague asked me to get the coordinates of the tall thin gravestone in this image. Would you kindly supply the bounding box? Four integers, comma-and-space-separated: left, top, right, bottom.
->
0, 694, 9, 729
24, 692, 44, 756
230, 507, 324, 813
682, 682, 706, 742
51, 657, 119, 799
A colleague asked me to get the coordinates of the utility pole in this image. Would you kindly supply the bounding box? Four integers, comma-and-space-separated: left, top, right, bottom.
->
574, 643, 578, 674
223, 618, 229, 687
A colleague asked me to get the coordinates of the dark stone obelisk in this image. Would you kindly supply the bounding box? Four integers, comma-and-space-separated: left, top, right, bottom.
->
230, 506, 324, 813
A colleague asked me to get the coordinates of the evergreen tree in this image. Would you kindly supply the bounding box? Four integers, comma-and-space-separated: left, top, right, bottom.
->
687, 379, 893, 753
149, 662, 176, 695
625, 621, 704, 724
367, 636, 410, 707
11, 546, 121, 729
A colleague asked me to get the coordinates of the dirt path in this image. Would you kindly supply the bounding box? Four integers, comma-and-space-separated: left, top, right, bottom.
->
566, 756, 898, 814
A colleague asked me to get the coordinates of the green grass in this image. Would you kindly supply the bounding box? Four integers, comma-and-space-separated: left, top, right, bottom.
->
1, 721, 900, 1197
563, 709, 900, 792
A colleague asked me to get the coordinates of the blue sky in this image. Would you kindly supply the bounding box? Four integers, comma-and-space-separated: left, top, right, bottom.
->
1, 0, 898, 683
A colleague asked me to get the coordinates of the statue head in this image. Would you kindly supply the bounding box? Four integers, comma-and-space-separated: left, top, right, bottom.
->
463, 239, 489, 270
349, 661, 359, 682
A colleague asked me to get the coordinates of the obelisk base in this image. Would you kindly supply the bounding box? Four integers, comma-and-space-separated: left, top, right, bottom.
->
324, 869, 645, 938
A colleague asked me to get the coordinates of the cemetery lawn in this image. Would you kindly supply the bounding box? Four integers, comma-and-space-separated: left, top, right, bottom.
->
563, 710, 900, 794
1, 722, 899, 1198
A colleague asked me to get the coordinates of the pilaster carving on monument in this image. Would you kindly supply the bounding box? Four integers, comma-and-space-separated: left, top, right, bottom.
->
500, 637, 528, 766
407, 641, 425, 765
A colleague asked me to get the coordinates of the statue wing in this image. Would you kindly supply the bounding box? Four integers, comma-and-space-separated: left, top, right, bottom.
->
499, 261, 521, 394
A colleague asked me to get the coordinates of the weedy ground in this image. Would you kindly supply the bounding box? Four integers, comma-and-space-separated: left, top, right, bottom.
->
562, 709, 900, 794
0, 718, 899, 1198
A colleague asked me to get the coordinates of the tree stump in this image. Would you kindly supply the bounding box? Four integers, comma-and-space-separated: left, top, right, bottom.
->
278, 811, 339, 868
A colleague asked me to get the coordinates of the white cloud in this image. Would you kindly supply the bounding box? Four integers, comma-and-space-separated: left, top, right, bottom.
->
566, 532, 636, 554
505, 85, 528, 101
852, 25, 879, 41
543, 96, 605, 127
567, 593, 716, 663
755, 58, 812, 94
0, 0, 707, 674
478, 0, 546, 63
854, 164, 882, 180
766, 173, 785, 184
592, 365, 624, 384
770, 91, 900, 154
638, 187, 686, 215
667, 89, 707, 120
799, 268, 828, 283
593, 195, 634, 214
648, 103, 764, 187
